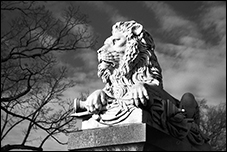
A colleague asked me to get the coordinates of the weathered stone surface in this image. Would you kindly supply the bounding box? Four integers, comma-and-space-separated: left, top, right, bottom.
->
68, 123, 146, 150
68, 123, 211, 151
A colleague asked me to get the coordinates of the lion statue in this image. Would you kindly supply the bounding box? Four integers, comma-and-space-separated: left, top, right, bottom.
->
74, 20, 211, 150
87, 20, 164, 114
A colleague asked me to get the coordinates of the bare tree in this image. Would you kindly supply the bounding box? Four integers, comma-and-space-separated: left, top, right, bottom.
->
198, 99, 226, 151
1, 1, 96, 151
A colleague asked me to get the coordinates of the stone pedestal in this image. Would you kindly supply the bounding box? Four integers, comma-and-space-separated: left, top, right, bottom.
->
67, 123, 202, 151
80, 108, 153, 130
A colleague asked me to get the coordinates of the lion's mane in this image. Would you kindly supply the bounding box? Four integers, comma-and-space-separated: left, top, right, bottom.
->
98, 21, 163, 98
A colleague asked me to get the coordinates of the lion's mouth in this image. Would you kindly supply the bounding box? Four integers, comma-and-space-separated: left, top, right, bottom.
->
98, 58, 119, 84
97, 61, 111, 81
98, 58, 115, 66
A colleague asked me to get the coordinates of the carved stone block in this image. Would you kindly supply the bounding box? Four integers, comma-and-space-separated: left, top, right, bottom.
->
68, 123, 210, 151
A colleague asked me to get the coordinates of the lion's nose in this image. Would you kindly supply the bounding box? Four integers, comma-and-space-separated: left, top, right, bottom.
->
97, 44, 109, 54
97, 49, 102, 54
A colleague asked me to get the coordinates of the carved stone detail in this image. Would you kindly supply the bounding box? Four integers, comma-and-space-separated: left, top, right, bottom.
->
72, 20, 210, 148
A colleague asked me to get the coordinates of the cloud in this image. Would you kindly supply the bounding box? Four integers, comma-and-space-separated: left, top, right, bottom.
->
201, 3, 226, 44
74, 48, 98, 70
82, 1, 129, 24
161, 45, 226, 105
62, 48, 106, 100
142, 1, 199, 37
56, 46, 105, 100
63, 79, 104, 100
43, 1, 96, 46
142, 1, 226, 105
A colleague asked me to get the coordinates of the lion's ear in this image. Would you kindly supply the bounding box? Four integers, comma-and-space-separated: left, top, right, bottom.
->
132, 24, 143, 35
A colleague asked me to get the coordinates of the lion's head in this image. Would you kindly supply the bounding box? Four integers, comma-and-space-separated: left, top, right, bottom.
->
97, 20, 163, 97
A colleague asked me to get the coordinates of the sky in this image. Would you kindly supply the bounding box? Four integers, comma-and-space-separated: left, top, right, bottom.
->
51, 1, 226, 106
2, 1, 226, 151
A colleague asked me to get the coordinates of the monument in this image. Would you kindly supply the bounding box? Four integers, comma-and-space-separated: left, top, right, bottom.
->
68, 21, 212, 151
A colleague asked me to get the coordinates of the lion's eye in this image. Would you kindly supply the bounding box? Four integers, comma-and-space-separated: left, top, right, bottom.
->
113, 38, 120, 45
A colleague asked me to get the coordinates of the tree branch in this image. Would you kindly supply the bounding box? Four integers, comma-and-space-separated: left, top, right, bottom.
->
1, 73, 32, 102
1, 144, 43, 151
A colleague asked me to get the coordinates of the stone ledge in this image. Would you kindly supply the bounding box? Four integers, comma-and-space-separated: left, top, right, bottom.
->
68, 123, 146, 150
68, 123, 203, 151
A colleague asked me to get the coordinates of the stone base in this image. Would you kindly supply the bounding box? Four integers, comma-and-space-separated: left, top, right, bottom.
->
68, 123, 205, 151
80, 108, 152, 130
